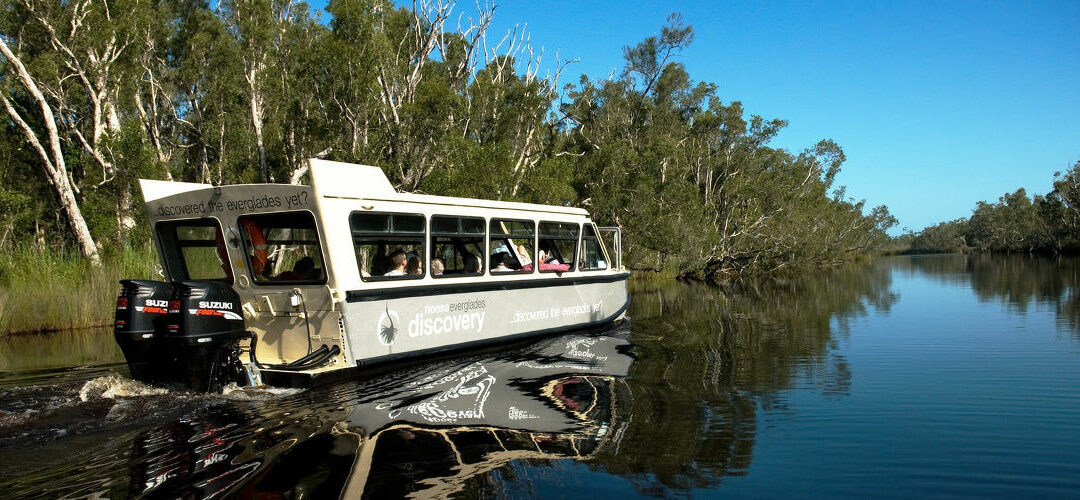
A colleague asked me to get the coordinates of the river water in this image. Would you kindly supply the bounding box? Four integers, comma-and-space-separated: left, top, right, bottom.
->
1, 254, 1078, 498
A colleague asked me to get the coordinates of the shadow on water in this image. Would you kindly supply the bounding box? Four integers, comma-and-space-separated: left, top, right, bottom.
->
900, 254, 1080, 337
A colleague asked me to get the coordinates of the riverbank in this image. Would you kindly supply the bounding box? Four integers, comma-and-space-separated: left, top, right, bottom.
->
0, 245, 158, 336
0, 246, 874, 335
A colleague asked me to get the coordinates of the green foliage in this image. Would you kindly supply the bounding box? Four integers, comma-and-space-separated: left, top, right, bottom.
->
0, 244, 159, 335
909, 219, 969, 254
906, 162, 1080, 255
1, 2, 897, 283
560, 17, 895, 277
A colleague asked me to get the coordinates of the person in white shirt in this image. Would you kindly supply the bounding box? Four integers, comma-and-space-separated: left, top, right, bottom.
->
491, 252, 511, 272
383, 250, 407, 276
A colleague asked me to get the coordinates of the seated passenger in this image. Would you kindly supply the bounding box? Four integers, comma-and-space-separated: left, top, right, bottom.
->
539, 260, 571, 272
278, 256, 318, 280
406, 256, 422, 275
491, 252, 512, 272
383, 250, 408, 276
431, 257, 445, 276
464, 254, 482, 275
537, 247, 570, 272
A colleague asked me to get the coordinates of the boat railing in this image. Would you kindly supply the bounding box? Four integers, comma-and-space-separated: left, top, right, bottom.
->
597, 227, 623, 272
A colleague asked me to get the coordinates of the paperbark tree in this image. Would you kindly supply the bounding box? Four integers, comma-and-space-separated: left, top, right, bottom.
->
220, 0, 294, 183
0, 36, 100, 265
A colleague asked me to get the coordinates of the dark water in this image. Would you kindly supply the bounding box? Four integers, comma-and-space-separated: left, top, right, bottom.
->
1, 254, 1079, 498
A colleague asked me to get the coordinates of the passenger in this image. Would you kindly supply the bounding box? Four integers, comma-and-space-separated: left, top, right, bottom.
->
279, 256, 317, 280
537, 245, 569, 272
541, 260, 571, 272
383, 250, 408, 276
406, 256, 422, 275
464, 254, 482, 275
431, 258, 445, 276
491, 252, 512, 272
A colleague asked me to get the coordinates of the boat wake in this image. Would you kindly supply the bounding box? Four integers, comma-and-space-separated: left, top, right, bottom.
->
78, 374, 170, 401
219, 383, 305, 400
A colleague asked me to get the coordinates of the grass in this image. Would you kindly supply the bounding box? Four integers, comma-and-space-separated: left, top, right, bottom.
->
0, 245, 159, 336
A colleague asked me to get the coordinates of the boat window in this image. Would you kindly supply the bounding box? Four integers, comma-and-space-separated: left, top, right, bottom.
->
538, 222, 579, 273
238, 212, 326, 285
580, 224, 608, 271
430, 215, 485, 278
155, 218, 233, 283
489, 219, 535, 274
351, 212, 425, 281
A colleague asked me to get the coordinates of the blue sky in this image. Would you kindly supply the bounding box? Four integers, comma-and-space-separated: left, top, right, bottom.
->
313, 0, 1080, 232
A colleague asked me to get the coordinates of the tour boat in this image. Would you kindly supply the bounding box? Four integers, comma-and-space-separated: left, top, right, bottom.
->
113, 160, 630, 391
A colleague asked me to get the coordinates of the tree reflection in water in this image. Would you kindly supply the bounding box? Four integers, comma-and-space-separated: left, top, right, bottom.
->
903, 254, 1080, 337
575, 261, 897, 495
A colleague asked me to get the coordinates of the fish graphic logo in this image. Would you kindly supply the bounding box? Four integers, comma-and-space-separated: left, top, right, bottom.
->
378, 363, 495, 422
376, 305, 399, 346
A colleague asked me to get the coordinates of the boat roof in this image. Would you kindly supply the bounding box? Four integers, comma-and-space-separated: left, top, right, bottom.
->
140, 159, 589, 217
308, 159, 589, 216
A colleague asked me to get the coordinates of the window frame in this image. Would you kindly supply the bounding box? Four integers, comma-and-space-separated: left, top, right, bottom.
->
350, 211, 427, 282
578, 223, 610, 272
154, 217, 234, 284
537, 221, 580, 274
430, 214, 487, 279
487, 218, 536, 276
237, 210, 329, 286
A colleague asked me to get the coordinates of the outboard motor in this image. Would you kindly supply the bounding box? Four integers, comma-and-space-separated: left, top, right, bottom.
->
114, 280, 249, 392
114, 280, 174, 385
166, 281, 249, 391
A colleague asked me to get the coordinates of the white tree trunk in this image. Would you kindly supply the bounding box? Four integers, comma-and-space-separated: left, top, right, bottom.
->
247, 66, 272, 183
0, 37, 101, 265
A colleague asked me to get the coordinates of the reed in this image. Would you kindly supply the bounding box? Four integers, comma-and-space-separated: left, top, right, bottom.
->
0, 245, 159, 335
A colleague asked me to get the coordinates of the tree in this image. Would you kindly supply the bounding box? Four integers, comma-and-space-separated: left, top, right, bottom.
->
0, 2, 901, 275
1053, 160, 1080, 232
0, 29, 100, 264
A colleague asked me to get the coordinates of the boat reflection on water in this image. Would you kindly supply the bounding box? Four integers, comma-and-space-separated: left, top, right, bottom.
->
125, 327, 634, 498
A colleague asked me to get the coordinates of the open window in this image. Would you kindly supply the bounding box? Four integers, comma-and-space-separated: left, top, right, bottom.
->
431, 216, 485, 277
351, 212, 425, 281
239, 212, 326, 285
155, 218, 233, 283
579, 224, 609, 271
489, 219, 535, 274
538, 222, 579, 273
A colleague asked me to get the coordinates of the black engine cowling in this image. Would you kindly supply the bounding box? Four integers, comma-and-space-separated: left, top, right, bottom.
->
113, 280, 174, 385
114, 280, 249, 392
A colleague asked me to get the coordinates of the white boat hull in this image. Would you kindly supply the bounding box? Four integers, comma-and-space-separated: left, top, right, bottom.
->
341, 274, 630, 366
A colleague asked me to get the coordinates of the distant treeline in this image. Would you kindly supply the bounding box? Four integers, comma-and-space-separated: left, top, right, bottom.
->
901, 162, 1080, 254
1, 0, 895, 279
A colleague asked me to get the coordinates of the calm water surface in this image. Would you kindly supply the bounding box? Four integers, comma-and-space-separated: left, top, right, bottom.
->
1, 255, 1078, 498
